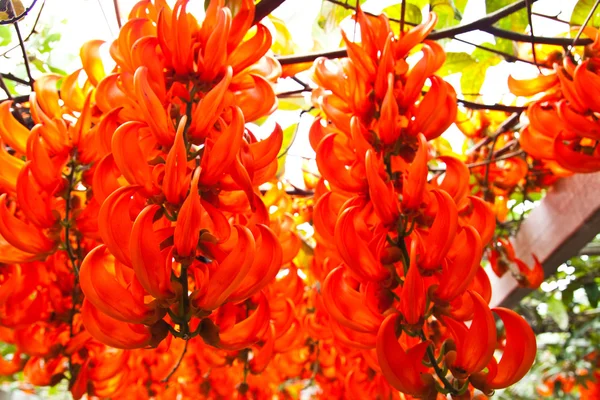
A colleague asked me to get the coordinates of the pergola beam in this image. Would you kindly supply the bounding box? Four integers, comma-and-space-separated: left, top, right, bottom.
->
489, 172, 600, 308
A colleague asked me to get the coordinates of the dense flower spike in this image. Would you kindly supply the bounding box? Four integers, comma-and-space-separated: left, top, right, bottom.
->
308, 6, 538, 399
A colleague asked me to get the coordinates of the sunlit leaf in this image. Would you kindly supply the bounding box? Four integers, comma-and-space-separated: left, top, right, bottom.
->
547, 296, 569, 330
432, 0, 462, 28
438, 52, 475, 76
0, 26, 11, 46
383, 2, 423, 30
571, 0, 600, 28
486, 0, 528, 55
277, 122, 298, 177
278, 96, 307, 111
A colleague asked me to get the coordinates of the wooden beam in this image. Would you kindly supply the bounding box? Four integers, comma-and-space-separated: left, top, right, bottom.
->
489, 172, 600, 308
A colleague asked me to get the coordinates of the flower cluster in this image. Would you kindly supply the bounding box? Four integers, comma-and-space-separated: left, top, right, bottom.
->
509, 28, 600, 173
309, 9, 537, 399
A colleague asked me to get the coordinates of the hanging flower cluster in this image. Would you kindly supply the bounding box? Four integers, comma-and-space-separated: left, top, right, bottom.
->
308, 9, 537, 399
509, 28, 600, 173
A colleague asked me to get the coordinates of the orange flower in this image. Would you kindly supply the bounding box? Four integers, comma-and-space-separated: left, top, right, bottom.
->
376, 313, 435, 397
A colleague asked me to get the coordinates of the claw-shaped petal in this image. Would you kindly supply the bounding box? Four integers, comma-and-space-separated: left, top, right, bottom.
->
376, 313, 435, 397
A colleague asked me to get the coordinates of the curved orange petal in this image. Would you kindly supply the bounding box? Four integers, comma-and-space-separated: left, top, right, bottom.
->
485, 308, 537, 390
376, 313, 434, 396
111, 121, 154, 192
0, 101, 29, 154
507, 73, 558, 97
365, 149, 399, 227
323, 267, 383, 333
435, 226, 482, 302
193, 225, 255, 310
227, 224, 283, 302
130, 204, 176, 301
419, 190, 458, 270
0, 194, 55, 255
98, 186, 137, 267
163, 116, 189, 205
402, 133, 428, 210
399, 239, 426, 326
218, 291, 270, 350
16, 163, 57, 229
174, 168, 203, 258
444, 291, 496, 377
133, 66, 174, 146
80, 244, 163, 324
81, 300, 168, 350
334, 206, 388, 282
80, 40, 107, 87
199, 106, 244, 186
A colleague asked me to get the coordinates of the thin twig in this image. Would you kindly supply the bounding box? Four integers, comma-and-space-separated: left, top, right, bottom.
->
13, 22, 34, 90
112, 0, 122, 29
0, 75, 12, 99
484, 26, 593, 46
0, 0, 39, 25
468, 150, 526, 168
568, 0, 600, 53
458, 98, 526, 112
400, 0, 406, 35
1, 72, 29, 85
531, 12, 570, 25
162, 341, 188, 383
525, 0, 542, 72
453, 37, 549, 67
97, 0, 114, 37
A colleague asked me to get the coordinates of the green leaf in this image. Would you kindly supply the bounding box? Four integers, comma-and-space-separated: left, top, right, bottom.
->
0, 26, 11, 46
486, 0, 528, 56
584, 282, 600, 308
562, 286, 575, 307
459, 56, 500, 96
431, 0, 462, 29
383, 3, 423, 28
39, 32, 61, 53
471, 44, 503, 64
547, 296, 569, 330
278, 96, 307, 111
276, 122, 298, 178
454, 0, 469, 15
438, 52, 475, 76
31, 58, 48, 73
571, 0, 600, 28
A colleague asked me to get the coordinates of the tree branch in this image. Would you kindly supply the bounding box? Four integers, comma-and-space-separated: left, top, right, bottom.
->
1, 72, 29, 86
13, 22, 33, 90
428, 0, 535, 40
484, 26, 593, 46
113, 0, 122, 29
0, 75, 12, 99
253, 0, 287, 25
458, 99, 526, 112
